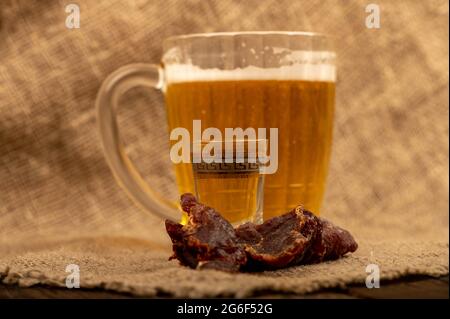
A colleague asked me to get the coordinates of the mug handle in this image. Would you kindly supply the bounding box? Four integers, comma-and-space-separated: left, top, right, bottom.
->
96, 63, 180, 221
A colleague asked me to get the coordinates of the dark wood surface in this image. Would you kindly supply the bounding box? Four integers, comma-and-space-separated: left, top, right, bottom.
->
0, 275, 447, 299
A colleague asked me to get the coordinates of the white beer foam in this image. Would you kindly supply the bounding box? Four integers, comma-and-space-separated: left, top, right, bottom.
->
165, 51, 336, 83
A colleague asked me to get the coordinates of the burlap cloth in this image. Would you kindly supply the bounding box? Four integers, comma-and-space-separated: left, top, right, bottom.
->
0, 0, 448, 297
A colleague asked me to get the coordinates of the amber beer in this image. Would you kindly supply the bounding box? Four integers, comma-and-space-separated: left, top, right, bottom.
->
192, 161, 263, 224
96, 32, 336, 224
166, 78, 335, 220
188, 139, 266, 224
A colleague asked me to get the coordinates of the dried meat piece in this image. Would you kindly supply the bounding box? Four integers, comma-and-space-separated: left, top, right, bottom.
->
302, 218, 358, 264
165, 193, 247, 272
180, 192, 198, 213
236, 206, 322, 269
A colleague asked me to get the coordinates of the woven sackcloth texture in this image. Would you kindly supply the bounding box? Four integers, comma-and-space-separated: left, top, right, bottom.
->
0, 0, 448, 297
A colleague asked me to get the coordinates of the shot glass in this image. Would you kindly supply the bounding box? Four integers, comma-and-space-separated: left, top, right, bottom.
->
191, 138, 267, 225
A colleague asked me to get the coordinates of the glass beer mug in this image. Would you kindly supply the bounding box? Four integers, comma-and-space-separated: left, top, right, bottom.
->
96, 32, 336, 222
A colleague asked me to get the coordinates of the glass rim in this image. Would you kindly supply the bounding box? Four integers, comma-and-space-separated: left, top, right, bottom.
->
191, 138, 268, 158
192, 138, 268, 144
164, 31, 331, 46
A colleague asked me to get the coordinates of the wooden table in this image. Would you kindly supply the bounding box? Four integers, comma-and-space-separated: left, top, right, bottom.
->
0, 275, 447, 299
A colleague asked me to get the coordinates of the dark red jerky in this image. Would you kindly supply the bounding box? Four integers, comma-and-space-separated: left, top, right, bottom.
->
303, 218, 358, 264
180, 193, 198, 213
165, 194, 358, 272
165, 193, 247, 272
235, 207, 322, 269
